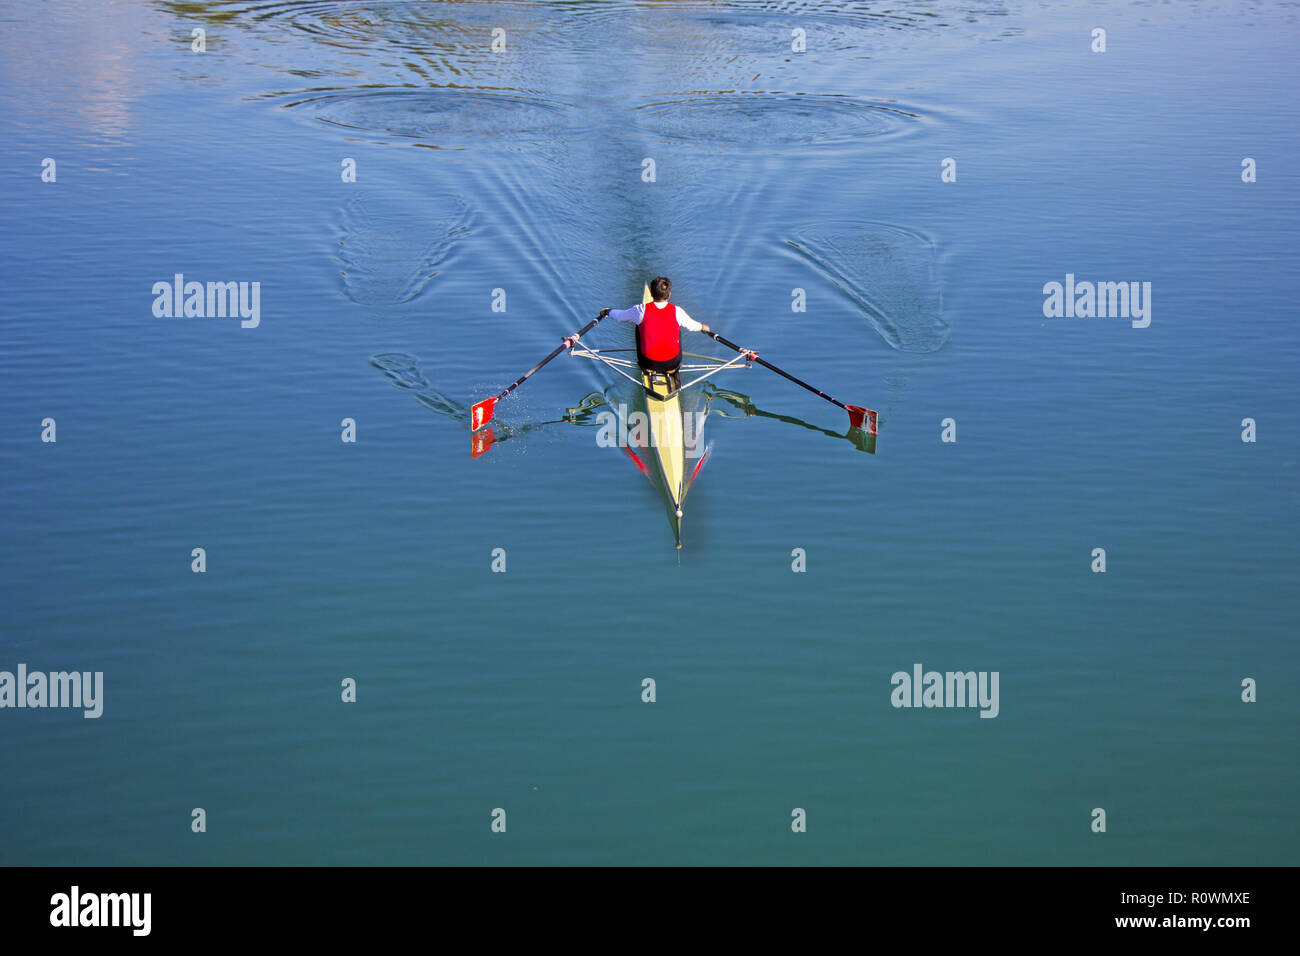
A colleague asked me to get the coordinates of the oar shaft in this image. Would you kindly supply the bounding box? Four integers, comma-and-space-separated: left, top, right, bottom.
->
495, 312, 607, 401
705, 331, 850, 412
495, 342, 567, 400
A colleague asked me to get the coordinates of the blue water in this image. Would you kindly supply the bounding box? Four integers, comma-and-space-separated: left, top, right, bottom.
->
1, 0, 1296, 865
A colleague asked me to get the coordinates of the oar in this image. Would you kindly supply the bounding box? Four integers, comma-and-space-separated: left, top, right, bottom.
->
471, 310, 609, 431
702, 331, 878, 435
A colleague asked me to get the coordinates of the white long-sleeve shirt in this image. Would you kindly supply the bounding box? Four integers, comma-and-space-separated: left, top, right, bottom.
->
608, 299, 704, 332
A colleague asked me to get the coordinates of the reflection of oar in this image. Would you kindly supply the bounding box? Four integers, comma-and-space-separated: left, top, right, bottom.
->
471, 310, 609, 431
702, 331, 877, 435
708, 388, 876, 454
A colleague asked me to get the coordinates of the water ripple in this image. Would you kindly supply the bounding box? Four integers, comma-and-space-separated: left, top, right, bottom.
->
634, 92, 922, 148
784, 222, 948, 353
335, 194, 471, 306
280, 87, 572, 148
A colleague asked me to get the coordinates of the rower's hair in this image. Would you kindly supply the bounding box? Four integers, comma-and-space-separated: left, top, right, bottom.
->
649, 276, 672, 301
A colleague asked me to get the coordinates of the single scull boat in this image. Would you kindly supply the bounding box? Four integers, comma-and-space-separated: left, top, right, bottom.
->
471, 281, 878, 547
569, 284, 752, 544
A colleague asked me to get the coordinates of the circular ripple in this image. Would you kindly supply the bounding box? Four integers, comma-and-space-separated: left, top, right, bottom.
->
283, 87, 570, 148
633, 93, 920, 148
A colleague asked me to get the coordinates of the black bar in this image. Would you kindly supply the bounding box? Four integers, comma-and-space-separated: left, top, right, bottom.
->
0, 866, 1279, 942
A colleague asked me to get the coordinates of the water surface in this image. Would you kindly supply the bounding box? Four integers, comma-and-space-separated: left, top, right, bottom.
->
0, 0, 1296, 865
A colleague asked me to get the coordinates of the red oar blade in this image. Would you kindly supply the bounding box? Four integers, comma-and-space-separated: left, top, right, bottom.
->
846, 405, 878, 436
470, 397, 497, 432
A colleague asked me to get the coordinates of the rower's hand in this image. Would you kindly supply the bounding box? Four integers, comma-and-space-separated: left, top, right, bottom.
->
598, 307, 610, 318
701, 324, 711, 332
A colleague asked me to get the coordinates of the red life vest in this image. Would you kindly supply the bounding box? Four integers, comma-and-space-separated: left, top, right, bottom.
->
638, 301, 681, 361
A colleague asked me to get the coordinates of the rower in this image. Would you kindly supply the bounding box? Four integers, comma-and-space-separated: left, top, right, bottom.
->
605, 276, 711, 389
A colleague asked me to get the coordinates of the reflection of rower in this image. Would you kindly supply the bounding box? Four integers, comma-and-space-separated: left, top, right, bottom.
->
605, 276, 711, 395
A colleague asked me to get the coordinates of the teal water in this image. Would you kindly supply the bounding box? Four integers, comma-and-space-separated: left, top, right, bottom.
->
1, 0, 1296, 865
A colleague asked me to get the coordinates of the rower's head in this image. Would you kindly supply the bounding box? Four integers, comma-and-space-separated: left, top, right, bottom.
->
649, 276, 672, 302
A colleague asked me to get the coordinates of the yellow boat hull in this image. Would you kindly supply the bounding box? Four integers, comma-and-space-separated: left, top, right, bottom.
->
640, 284, 686, 545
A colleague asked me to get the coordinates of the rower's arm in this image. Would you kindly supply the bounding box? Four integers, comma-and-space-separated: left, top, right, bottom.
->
674, 306, 705, 333
607, 304, 644, 324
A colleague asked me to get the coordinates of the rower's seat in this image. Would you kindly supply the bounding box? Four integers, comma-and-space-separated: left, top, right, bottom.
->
644, 368, 679, 396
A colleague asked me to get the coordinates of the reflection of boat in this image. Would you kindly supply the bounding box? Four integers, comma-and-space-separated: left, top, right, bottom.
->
374, 347, 875, 544
566, 284, 751, 547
